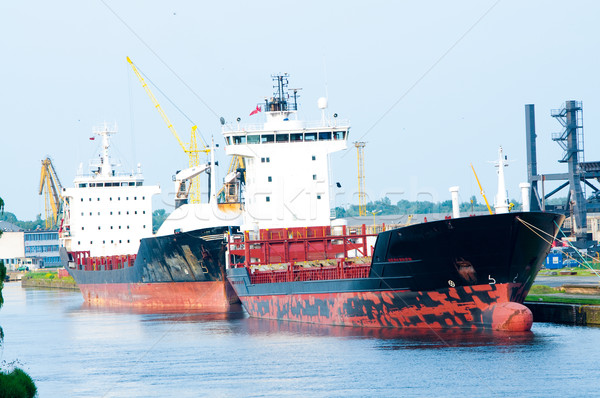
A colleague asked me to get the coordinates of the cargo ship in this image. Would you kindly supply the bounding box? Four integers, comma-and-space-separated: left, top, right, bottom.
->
60, 123, 243, 310
221, 77, 565, 331
226, 211, 563, 331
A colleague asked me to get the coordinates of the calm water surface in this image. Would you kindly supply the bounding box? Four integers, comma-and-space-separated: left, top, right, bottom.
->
1, 282, 598, 397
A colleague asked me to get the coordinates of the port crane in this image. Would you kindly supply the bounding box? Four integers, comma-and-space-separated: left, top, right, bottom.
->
39, 157, 64, 229
127, 56, 209, 204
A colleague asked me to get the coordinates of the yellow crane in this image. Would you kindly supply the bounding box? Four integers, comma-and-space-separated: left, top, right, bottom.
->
355, 142, 367, 216
39, 157, 64, 229
470, 163, 493, 215
127, 56, 209, 204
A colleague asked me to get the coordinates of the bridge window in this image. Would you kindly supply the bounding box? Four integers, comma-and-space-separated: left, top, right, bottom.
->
291, 133, 303, 142
261, 134, 274, 143
233, 136, 246, 145
226, 137, 231, 145
334, 131, 346, 140
276, 134, 289, 142
318, 132, 332, 140
247, 135, 260, 144
305, 133, 317, 141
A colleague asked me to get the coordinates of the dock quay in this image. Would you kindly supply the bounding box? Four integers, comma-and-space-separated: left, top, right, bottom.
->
525, 302, 600, 326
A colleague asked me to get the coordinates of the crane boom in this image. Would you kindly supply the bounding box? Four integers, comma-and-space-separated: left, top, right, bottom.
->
39, 157, 64, 229
127, 56, 208, 204
470, 163, 493, 215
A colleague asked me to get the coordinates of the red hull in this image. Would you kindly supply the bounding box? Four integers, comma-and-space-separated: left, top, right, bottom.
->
78, 280, 239, 311
239, 283, 533, 331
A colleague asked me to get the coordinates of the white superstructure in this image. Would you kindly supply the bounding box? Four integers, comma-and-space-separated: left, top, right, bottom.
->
222, 74, 350, 230
61, 123, 160, 256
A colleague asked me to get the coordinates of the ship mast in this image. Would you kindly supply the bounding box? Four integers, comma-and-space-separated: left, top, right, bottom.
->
494, 146, 510, 214
93, 122, 117, 178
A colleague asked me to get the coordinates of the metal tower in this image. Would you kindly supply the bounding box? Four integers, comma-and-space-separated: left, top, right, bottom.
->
355, 142, 367, 216
525, 100, 600, 243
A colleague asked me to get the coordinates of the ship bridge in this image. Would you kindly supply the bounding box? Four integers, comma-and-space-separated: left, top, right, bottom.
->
221, 74, 350, 230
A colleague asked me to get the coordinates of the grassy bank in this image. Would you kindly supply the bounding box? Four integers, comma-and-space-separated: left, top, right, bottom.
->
526, 284, 600, 305
20, 270, 78, 290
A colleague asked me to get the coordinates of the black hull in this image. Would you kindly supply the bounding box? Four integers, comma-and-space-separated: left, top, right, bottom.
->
64, 226, 241, 309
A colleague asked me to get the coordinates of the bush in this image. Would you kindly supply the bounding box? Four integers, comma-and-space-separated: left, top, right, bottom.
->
0, 368, 37, 398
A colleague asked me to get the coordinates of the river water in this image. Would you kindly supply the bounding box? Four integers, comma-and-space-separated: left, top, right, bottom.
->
1, 282, 599, 397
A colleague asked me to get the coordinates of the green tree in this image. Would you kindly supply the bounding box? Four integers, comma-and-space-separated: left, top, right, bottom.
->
152, 209, 170, 233
0, 197, 37, 398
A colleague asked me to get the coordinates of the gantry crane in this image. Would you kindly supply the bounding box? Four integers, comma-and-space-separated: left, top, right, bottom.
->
39, 157, 64, 229
127, 56, 209, 204
355, 142, 367, 216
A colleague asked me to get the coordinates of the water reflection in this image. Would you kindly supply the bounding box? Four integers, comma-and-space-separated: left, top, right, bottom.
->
235, 317, 536, 348
68, 302, 247, 323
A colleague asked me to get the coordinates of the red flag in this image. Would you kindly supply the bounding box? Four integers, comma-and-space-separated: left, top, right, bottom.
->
89, 137, 95, 140
249, 105, 261, 116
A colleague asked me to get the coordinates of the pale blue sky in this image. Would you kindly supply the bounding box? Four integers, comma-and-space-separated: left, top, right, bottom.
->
2, 0, 599, 220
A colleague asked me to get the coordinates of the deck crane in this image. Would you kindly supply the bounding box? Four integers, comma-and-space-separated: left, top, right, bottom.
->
39, 157, 64, 229
216, 154, 245, 203
127, 56, 209, 204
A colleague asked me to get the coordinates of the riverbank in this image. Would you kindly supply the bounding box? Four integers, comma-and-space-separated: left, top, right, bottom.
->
19, 270, 78, 290
524, 273, 600, 325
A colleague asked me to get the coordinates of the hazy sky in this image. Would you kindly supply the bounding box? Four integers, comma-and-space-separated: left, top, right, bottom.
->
2, 0, 599, 220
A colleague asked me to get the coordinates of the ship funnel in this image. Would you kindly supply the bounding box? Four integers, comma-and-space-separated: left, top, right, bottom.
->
449, 186, 460, 218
